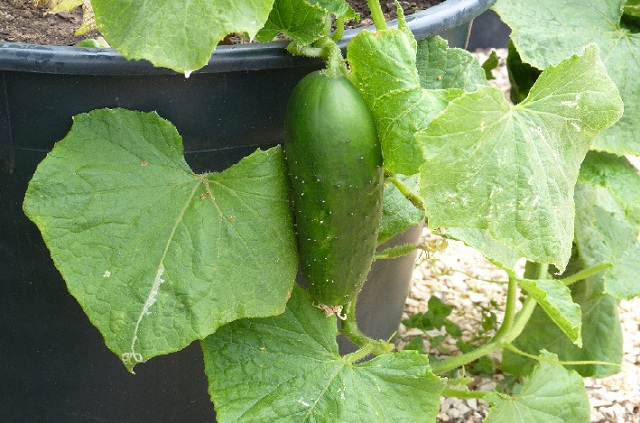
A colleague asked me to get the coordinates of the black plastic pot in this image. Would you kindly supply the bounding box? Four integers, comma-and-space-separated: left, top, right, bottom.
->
0, 1, 494, 421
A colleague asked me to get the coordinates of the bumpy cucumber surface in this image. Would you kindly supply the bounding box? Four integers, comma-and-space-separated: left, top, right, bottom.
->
284, 70, 384, 306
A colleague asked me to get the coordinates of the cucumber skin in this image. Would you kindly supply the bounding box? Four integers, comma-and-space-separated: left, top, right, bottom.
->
284, 70, 384, 306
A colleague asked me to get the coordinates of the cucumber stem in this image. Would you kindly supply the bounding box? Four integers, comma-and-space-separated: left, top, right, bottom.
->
287, 37, 347, 77
374, 243, 417, 260
503, 343, 622, 368
316, 37, 348, 77
559, 262, 611, 286
287, 41, 324, 58
342, 343, 374, 363
332, 16, 346, 42
366, 0, 388, 31
430, 272, 539, 375
385, 172, 426, 212
340, 300, 395, 358
323, 14, 333, 38
492, 276, 518, 340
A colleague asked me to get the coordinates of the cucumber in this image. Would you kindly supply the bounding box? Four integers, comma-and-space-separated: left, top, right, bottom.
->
284, 70, 384, 307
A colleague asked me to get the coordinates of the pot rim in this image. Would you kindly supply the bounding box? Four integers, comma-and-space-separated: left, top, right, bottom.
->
0, 0, 495, 75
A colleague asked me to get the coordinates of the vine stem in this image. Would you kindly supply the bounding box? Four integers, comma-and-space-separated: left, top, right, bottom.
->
501, 264, 547, 344
430, 270, 540, 375
366, 0, 388, 30
374, 243, 417, 260
385, 172, 426, 211
287, 42, 324, 59
492, 276, 518, 340
318, 37, 348, 77
340, 300, 395, 360
332, 15, 346, 41
503, 343, 622, 368
559, 262, 611, 286
287, 37, 347, 78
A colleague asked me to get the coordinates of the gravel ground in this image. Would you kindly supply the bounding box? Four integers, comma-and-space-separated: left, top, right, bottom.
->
397, 48, 640, 422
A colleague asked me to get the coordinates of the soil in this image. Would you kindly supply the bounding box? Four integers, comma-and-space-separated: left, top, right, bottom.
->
0, 0, 443, 46
0, 0, 99, 45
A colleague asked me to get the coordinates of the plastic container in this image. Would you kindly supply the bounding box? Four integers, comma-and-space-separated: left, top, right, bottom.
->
0, 1, 495, 421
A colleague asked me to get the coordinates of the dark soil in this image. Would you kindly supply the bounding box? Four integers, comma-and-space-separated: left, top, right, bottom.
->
0, 0, 443, 46
0, 0, 99, 45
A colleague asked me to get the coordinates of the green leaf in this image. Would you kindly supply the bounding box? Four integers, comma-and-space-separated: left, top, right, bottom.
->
494, 0, 640, 154
444, 320, 462, 337
402, 296, 453, 330
256, 0, 354, 45
379, 174, 424, 243
347, 29, 463, 175
574, 184, 640, 300
416, 36, 488, 91
76, 39, 107, 48
481, 50, 500, 81
416, 45, 623, 271
23, 109, 297, 372
49, 0, 83, 13
517, 278, 582, 346
310, 0, 356, 18
579, 151, 640, 231
202, 286, 446, 422
445, 228, 521, 272
503, 275, 623, 378
91, 0, 275, 73
256, 0, 326, 45
403, 336, 425, 352
486, 351, 590, 423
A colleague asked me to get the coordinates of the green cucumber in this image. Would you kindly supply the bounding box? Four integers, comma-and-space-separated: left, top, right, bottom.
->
284, 70, 384, 306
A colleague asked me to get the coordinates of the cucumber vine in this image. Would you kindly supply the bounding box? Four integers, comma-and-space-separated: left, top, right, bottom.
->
18, 0, 637, 421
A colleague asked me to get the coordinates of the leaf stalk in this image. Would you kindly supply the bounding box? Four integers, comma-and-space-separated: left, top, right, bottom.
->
559, 262, 612, 286
431, 271, 539, 375
385, 172, 426, 212
340, 300, 395, 359
366, 0, 388, 31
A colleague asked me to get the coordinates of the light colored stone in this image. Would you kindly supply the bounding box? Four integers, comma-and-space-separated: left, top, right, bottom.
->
436, 413, 450, 422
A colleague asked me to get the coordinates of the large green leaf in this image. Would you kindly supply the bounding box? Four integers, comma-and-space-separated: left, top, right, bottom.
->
574, 183, 640, 300
486, 350, 590, 422
578, 151, 640, 231
348, 29, 457, 175
347, 27, 486, 176
91, 0, 275, 73
502, 276, 623, 378
494, 0, 640, 154
348, 33, 486, 176
416, 45, 623, 271
23, 108, 298, 372
202, 285, 446, 422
